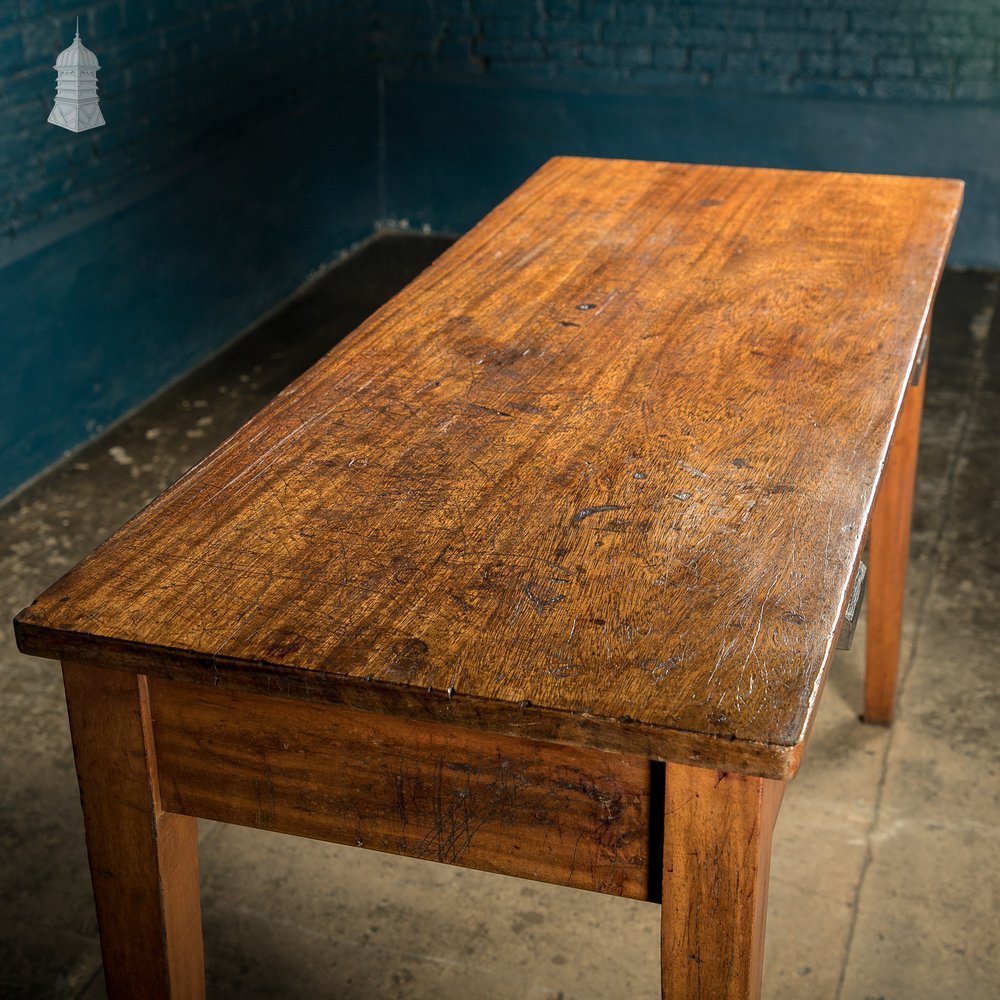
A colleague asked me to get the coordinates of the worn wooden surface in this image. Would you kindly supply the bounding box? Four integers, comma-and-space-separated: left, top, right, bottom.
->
662, 764, 783, 1000
864, 324, 929, 725
62, 664, 204, 1000
151, 677, 654, 899
16, 158, 962, 778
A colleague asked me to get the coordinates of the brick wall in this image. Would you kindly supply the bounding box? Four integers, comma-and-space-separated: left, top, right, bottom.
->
1, 0, 373, 250
1, 1, 379, 501
6, 1, 995, 252
375, 0, 1000, 103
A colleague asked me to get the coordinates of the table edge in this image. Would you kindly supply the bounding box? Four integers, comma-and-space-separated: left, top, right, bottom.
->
14, 617, 802, 781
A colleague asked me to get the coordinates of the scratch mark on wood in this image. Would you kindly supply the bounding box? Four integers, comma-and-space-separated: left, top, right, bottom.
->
448, 592, 473, 611
678, 460, 709, 478
469, 403, 513, 418
572, 504, 626, 524
524, 584, 567, 615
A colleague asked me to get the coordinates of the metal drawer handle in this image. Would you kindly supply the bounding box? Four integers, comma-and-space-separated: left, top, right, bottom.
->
837, 561, 867, 651
911, 333, 929, 386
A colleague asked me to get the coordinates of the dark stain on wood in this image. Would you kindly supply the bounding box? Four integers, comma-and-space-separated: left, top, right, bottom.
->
571, 504, 627, 524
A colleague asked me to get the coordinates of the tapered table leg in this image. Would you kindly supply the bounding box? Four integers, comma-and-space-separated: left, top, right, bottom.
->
864, 325, 929, 725
662, 764, 784, 1000
62, 662, 205, 999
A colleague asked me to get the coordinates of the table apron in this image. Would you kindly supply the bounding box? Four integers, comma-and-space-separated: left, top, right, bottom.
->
149, 677, 660, 901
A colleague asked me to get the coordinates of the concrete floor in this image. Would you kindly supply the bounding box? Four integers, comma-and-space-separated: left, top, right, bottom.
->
1, 234, 997, 999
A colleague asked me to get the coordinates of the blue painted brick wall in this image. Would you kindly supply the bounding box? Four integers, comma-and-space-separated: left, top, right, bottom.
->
1, 0, 374, 250
1, 1, 379, 500
378, 2, 1000, 271
374, 0, 1000, 104
6, 0, 996, 268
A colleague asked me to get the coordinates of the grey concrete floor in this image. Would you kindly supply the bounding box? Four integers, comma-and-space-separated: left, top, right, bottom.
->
1, 235, 997, 999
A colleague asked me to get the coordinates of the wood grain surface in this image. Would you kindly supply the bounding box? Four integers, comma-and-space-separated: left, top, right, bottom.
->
151, 678, 654, 899
62, 664, 204, 1000
661, 764, 783, 999
15, 158, 962, 778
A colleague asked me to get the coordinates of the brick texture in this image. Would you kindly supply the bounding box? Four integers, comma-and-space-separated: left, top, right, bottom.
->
1, 1, 374, 245
375, 0, 1000, 102
4, 1, 999, 249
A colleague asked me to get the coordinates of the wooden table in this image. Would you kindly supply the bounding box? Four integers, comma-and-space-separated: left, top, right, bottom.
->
15, 158, 962, 999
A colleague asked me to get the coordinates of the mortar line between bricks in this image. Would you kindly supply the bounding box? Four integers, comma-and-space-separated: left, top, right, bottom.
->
833, 281, 997, 1000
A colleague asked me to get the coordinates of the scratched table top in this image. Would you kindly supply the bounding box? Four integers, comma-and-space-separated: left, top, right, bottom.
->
16, 158, 962, 778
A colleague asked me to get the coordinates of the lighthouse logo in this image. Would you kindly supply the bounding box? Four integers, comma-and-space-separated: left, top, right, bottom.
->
48, 19, 105, 133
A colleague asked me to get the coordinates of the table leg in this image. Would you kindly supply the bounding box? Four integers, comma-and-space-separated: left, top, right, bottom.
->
661, 764, 784, 1000
864, 327, 929, 725
62, 662, 205, 999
